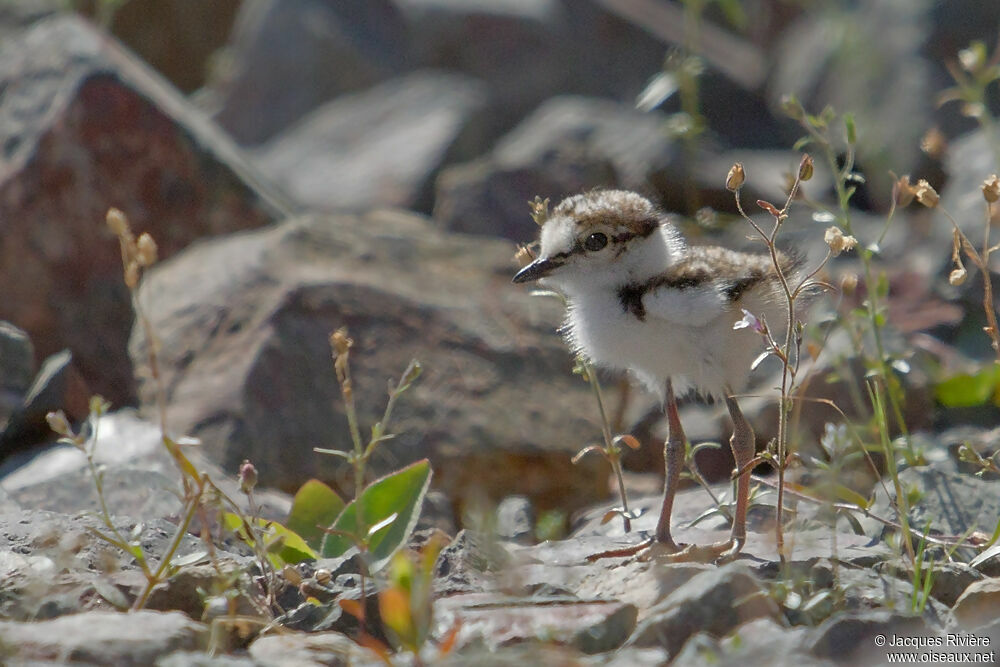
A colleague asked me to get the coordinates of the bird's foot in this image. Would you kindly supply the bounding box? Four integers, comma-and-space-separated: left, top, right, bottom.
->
586, 536, 746, 564
637, 539, 739, 564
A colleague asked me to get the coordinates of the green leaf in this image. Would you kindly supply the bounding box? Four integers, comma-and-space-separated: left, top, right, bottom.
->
833, 484, 871, 510
935, 364, 1000, 407
287, 479, 347, 550
222, 513, 316, 568
320, 459, 432, 572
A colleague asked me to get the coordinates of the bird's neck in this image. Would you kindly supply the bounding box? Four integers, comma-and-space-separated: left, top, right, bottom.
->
618, 225, 684, 284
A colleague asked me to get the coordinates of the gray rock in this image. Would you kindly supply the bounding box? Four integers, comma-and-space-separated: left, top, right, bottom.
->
628, 561, 782, 655
253, 71, 491, 213
205, 0, 406, 145
395, 1, 667, 131
807, 611, 936, 664
433, 96, 677, 241
0, 320, 34, 424
768, 0, 934, 203
0, 14, 289, 407
880, 466, 1000, 539
0, 410, 292, 523
249, 631, 382, 667
496, 495, 534, 544
0, 349, 90, 460
128, 211, 606, 507
435, 529, 513, 596
433, 592, 637, 654
952, 577, 1000, 629
9, 465, 182, 520
0, 509, 219, 620
572, 486, 892, 566
0, 610, 207, 665
157, 652, 257, 667
875, 558, 984, 607
941, 129, 1000, 239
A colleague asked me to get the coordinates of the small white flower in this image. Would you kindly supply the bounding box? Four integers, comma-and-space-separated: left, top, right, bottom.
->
733, 309, 765, 334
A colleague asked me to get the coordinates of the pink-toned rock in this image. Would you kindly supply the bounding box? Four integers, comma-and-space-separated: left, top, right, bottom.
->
0, 15, 289, 407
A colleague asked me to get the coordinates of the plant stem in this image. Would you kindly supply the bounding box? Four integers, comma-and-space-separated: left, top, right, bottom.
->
583, 359, 632, 533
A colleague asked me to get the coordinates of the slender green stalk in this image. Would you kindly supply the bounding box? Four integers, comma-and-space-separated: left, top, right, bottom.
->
582, 359, 633, 533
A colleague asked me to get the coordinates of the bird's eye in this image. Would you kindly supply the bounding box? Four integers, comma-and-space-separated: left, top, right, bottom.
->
584, 232, 608, 251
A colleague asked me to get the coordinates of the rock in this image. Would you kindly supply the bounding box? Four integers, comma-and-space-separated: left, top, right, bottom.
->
9, 465, 182, 520
572, 486, 892, 566
249, 631, 382, 667
0, 509, 222, 620
941, 129, 1000, 238
628, 562, 782, 655
433, 96, 678, 241
767, 0, 933, 204
0, 349, 91, 461
0, 320, 34, 425
435, 530, 513, 596
434, 592, 637, 654
0, 15, 289, 407
253, 71, 491, 213
0, 610, 207, 665
395, 1, 667, 132
128, 211, 606, 507
807, 611, 935, 664
496, 495, 535, 544
704, 617, 829, 667
575, 558, 712, 620
0, 0, 60, 42
0, 410, 292, 523
952, 577, 1000, 629
393, 0, 566, 132
205, 0, 406, 145
105, 0, 241, 93
158, 652, 257, 667
879, 466, 1000, 539
875, 559, 984, 607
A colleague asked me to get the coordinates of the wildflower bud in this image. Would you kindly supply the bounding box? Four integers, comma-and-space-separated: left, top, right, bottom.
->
45, 410, 71, 437
824, 226, 858, 256
983, 175, 1000, 203
528, 196, 550, 226
915, 180, 939, 208
894, 175, 916, 207
106, 208, 129, 236
136, 233, 158, 267
726, 163, 746, 191
330, 328, 353, 357
920, 127, 946, 159
840, 272, 858, 295
798, 154, 814, 182
239, 459, 258, 494
949, 267, 968, 286
780, 94, 805, 121
514, 244, 535, 269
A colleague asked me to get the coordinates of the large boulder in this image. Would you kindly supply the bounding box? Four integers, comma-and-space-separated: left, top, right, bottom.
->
253, 71, 491, 214
433, 96, 679, 241
129, 210, 606, 509
205, 0, 407, 145
0, 15, 289, 407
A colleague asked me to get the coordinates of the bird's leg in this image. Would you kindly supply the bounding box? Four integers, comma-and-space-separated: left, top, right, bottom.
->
654, 378, 683, 550
722, 393, 754, 556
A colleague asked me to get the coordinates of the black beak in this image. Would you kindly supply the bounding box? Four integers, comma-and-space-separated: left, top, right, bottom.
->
513, 257, 560, 283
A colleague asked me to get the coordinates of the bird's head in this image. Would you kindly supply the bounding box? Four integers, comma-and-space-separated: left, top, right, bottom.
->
513, 190, 678, 291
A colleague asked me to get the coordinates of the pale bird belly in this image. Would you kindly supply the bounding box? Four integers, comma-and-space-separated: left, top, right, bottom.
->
566, 306, 761, 396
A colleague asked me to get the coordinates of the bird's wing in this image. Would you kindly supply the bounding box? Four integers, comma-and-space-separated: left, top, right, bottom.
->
639, 246, 780, 326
